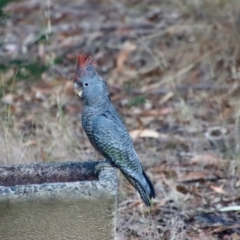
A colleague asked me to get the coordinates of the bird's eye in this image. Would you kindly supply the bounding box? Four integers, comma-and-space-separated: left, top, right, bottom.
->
85, 83, 89, 87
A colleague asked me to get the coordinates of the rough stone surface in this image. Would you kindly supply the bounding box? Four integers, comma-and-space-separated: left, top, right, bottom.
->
0, 161, 118, 240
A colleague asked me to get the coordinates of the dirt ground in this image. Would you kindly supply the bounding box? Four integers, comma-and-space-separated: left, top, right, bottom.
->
1, 0, 240, 239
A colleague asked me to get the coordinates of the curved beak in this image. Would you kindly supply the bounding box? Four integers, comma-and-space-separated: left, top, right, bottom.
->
74, 82, 82, 98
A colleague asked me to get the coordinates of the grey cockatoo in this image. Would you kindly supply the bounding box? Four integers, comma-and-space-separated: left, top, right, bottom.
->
73, 54, 155, 206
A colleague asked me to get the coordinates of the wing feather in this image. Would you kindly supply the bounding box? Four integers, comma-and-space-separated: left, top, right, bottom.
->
92, 112, 142, 173
92, 111, 154, 203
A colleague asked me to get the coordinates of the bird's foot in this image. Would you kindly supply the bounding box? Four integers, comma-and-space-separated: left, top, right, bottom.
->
94, 161, 113, 175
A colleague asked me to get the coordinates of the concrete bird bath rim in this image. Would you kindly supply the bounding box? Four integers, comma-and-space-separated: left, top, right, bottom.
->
0, 161, 118, 240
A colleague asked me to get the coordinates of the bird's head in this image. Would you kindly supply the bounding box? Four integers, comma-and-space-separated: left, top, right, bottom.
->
74, 54, 109, 106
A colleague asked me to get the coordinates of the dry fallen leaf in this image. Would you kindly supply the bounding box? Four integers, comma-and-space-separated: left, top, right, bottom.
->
159, 92, 174, 105
40, 149, 48, 162
2, 93, 14, 105
129, 129, 159, 140
64, 81, 74, 96
137, 107, 174, 117
231, 232, 240, 240
32, 86, 54, 100
178, 171, 217, 182
23, 139, 38, 147
210, 185, 227, 195
235, 179, 240, 188
116, 41, 136, 72
219, 206, 240, 212
198, 232, 217, 240
190, 153, 223, 166
212, 224, 240, 233
176, 185, 189, 194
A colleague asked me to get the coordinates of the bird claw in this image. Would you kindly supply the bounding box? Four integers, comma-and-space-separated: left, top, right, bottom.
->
94, 161, 112, 175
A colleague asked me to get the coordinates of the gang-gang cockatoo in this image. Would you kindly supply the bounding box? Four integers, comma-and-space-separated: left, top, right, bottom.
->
73, 54, 155, 206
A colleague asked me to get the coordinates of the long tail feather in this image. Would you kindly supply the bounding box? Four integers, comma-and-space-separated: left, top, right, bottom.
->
122, 171, 154, 207
143, 170, 155, 199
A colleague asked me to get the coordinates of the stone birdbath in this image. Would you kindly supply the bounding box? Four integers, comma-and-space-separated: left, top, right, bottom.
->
0, 161, 118, 240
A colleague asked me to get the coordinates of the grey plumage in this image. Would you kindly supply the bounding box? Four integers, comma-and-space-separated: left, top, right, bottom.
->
74, 54, 155, 206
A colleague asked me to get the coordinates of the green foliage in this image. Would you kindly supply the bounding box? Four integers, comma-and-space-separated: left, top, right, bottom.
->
32, 32, 53, 45
123, 81, 146, 108
123, 81, 137, 93
0, 63, 7, 71
53, 56, 64, 64
0, 0, 13, 17
0, 59, 48, 81
128, 96, 146, 108
17, 62, 48, 80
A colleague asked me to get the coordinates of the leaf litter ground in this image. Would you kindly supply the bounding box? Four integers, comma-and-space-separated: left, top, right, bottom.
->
1, 0, 240, 239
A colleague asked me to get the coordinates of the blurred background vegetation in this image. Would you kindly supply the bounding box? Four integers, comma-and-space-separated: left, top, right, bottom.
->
1, 0, 240, 239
